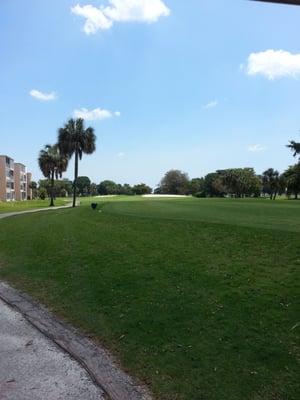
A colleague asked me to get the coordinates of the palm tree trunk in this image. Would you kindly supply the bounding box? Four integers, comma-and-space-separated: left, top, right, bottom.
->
50, 171, 55, 207
73, 150, 79, 208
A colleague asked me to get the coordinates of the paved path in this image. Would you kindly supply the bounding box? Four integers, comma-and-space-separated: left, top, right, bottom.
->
0, 204, 74, 220
0, 298, 105, 400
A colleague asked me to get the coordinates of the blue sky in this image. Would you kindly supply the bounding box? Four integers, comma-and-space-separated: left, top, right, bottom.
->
1, 0, 300, 188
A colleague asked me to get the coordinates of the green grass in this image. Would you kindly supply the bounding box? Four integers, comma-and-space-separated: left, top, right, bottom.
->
0, 197, 299, 400
0, 198, 69, 213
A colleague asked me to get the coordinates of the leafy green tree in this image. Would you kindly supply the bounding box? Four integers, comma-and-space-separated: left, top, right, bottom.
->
219, 168, 259, 197
159, 170, 189, 195
76, 176, 91, 196
284, 163, 300, 199
90, 183, 98, 196
58, 118, 96, 207
203, 173, 225, 197
119, 183, 134, 195
98, 180, 118, 195
39, 179, 72, 198
202, 169, 260, 198
188, 178, 204, 195
38, 187, 47, 200
132, 183, 152, 195
38, 144, 68, 206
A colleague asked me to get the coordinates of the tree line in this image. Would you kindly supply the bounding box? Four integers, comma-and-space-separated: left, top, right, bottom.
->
155, 165, 299, 199
155, 140, 300, 199
32, 177, 152, 199
36, 122, 300, 205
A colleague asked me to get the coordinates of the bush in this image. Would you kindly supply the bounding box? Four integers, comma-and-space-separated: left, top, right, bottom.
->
38, 187, 47, 200
193, 191, 206, 198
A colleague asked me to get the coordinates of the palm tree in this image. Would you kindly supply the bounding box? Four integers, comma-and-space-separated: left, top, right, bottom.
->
287, 140, 300, 159
38, 144, 69, 206
58, 118, 96, 207
262, 168, 280, 200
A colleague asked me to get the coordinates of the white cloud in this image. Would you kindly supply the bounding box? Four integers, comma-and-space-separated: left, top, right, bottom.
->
73, 107, 121, 121
248, 144, 267, 153
117, 152, 125, 157
245, 49, 300, 80
71, 0, 170, 34
202, 100, 218, 110
30, 89, 56, 101
71, 4, 113, 34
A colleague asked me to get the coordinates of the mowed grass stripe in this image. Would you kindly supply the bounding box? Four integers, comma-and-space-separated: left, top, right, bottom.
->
0, 198, 299, 400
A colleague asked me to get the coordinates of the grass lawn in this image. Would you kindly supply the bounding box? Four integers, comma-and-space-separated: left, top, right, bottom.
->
0, 197, 299, 399
0, 198, 69, 213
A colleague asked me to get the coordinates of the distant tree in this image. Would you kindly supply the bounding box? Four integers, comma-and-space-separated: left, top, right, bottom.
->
38, 179, 52, 197
284, 163, 300, 199
38, 187, 47, 200
38, 144, 68, 206
119, 183, 134, 195
203, 172, 225, 197
58, 118, 96, 207
29, 181, 38, 199
287, 140, 300, 159
98, 180, 118, 195
159, 170, 189, 195
90, 183, 98, 196
39, 179, 72, 198
262, 168, 280, 200
188, 178, 204, 195
278, 174, 287, 196
220, 168, 261, 198
132, 183, 152, 195
212, 176, 227, 196
76, 176, 91, 196
59, 179, 73, 197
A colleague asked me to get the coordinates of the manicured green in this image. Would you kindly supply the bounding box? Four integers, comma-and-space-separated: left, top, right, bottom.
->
0, 198, 69, 213
0, 197, 299, 400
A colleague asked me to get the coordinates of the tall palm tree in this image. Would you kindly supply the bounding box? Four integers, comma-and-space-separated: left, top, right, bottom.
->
58, 118, 96, 207
38, 144, 69, 206
287, 140, 300, 159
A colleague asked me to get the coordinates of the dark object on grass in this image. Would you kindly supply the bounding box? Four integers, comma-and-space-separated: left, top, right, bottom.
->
91, 203, 98, 210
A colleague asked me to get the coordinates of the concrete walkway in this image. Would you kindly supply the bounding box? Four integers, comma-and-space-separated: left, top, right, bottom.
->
0, 203, 74, 220
0, 298, 105, 400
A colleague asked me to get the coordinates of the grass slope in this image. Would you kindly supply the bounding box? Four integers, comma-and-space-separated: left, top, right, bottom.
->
0, 197, 299, 400
0, 198, 68, 213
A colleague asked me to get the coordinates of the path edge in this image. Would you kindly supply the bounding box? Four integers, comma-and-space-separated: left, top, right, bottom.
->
0, 281, 152, 400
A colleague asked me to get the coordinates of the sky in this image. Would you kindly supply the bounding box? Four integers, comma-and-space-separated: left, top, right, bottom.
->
1, 0, 300, 188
